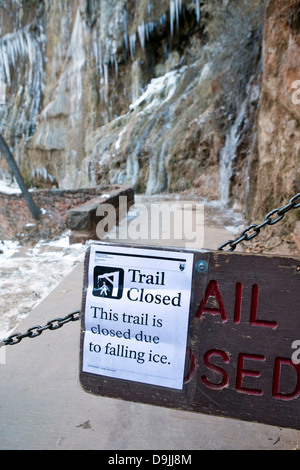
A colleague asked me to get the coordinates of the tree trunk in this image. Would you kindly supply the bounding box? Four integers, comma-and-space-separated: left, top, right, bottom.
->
0, 133, 41, 220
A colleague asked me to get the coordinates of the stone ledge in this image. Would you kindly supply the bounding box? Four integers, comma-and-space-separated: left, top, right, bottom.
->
66, 185, 134, 244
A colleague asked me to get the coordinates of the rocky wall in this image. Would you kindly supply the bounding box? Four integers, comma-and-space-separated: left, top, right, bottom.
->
249, 0, 300, 232
0, 0, 266, 199
0, 0, 299, 243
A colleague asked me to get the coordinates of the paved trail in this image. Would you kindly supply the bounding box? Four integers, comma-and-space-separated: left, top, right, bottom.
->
0, 197, 299, 450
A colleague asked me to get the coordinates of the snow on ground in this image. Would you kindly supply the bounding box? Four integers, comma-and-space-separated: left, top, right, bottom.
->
0, 178, 38, 195
0, 232, 86, 340
0, 194, 244, 341
0, 180, 21, 194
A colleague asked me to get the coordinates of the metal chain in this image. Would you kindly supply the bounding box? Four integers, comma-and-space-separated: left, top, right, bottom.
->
0, 310, 81, 347
2, 193, 300, 347
218, 193, 300, 252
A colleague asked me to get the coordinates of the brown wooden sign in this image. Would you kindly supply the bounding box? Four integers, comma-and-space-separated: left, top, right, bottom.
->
79, 242, 300, 430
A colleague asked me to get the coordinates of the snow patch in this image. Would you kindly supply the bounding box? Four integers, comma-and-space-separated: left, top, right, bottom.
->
129, 67, 185, 112
0, 232, 85, 339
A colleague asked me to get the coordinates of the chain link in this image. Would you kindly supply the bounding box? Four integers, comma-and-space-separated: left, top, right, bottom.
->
0, 310, 81, 347
2, 193, 300, 347
218, 193, 300, 252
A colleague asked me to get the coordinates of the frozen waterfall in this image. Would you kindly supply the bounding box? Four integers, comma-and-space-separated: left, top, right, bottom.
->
219, 99, 247, 205
0, 22, 45, 141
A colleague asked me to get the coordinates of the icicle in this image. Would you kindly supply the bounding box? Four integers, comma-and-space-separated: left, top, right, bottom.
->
18, 33, 24, 56
103, 37, 110, 90
25, 31, 35, 65
159, 13, 168, 26
0, 26, 41, 87
0, 80, 6, 105
99, 46, 103, 76
175, 0, 180, 31
129, 33, 136, 60
2, 44, 11, 86
31, 167, 55, 183
170, 0, 182, 37
135, 13, 169, 55
145, 23, 150, 41
0, 48, 5, 83
219, 99, 247, 205
138, 21, 146, 50
0, 18, 46, 141
104, 63, 109, 89
145, 21, 156, 41
92, 28, 99, 68
195, 0, 201, 22
170, 0, 175, 37
8, 38, 15, 68
123, 8, 128, 51
147, 2, 154, 14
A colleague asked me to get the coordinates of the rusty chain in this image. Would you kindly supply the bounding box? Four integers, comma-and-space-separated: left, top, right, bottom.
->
218, 193, 300, 252
1, 192, 299, 347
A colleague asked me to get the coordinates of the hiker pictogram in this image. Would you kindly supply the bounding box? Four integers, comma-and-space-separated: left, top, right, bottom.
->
93, 267, 124, 299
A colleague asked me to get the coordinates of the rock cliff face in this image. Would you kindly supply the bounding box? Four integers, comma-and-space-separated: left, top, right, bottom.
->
249, 0, 300, 229
0, 0, 299, 232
